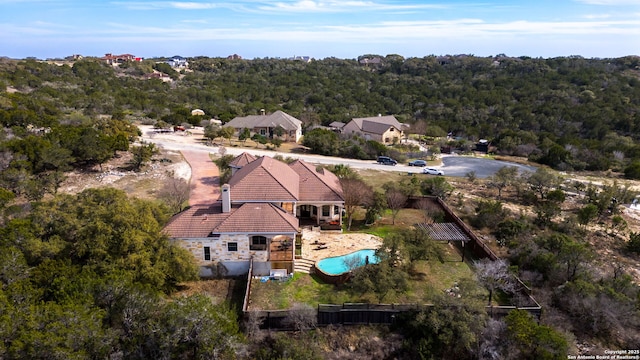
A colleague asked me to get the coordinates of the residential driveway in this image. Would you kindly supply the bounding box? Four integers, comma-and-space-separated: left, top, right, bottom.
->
180, 150, 220, 205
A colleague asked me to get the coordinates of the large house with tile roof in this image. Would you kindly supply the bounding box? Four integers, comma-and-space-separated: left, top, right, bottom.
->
163, 154, 344, 277
224, 110, 303, 143
341, 115, 406, 145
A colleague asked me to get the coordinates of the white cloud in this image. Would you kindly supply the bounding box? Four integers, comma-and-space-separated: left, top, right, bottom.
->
111, 1, 228, 10
257, 0, 447, 13
82, 16, 639, 44
574, 0, 640, 5
169, 1, 217, 10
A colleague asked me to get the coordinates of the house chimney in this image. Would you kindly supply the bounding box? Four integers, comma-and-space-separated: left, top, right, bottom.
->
260, 109, 266, 116
221, 184, 231, 213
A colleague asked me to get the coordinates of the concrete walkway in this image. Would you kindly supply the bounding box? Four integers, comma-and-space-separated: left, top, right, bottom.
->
180, 150, 220, 206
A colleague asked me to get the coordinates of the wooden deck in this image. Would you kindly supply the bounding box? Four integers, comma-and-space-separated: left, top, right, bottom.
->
415, 222, 470, 242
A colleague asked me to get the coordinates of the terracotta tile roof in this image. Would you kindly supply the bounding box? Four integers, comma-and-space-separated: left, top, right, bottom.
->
227, 156, 299, 202
214, 203, 298, 233
162, 203, 228, 238
288, 159, 344, 202
229, 152, 257, 168
162, 202, 299, 238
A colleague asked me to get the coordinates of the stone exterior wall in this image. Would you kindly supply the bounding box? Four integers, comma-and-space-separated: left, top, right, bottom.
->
174, 234, 272, 266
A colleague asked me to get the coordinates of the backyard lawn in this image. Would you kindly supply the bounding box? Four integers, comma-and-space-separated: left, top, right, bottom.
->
248, 241, 485, 310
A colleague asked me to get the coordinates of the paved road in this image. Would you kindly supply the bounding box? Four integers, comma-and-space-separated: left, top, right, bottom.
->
140, 127, 537, 178
441, 155, 537, 178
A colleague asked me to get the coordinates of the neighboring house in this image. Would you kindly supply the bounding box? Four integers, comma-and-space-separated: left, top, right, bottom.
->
289, 55, 313, 62
163, 154, 344, 277
102, 53, 139, 65
328, 121, 345, 132
224, 110, 303, 143
167, 55, 188, 68
359, 57, 382, 66
342, 115, 405, 145
144, 71, 172, 82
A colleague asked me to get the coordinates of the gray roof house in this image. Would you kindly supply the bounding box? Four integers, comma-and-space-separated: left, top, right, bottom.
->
341, 115, 406, 145
224, 110, 303, 143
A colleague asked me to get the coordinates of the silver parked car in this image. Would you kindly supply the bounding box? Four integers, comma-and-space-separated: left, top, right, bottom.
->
423, 167, 444, 175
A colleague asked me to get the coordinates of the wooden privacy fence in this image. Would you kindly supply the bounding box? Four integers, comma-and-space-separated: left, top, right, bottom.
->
317, 303, 416, 326
246, 302, 542, 330
243, 197, 543, 329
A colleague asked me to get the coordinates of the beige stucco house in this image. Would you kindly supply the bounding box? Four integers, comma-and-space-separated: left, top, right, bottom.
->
341, 115, 405, 145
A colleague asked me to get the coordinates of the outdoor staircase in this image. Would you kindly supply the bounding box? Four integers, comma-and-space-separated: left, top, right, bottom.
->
294, 258, 315, 274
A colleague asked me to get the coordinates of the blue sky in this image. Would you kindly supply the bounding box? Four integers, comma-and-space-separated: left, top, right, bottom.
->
1, 0, 639, 59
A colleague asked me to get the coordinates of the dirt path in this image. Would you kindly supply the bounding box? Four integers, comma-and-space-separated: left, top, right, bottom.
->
180, 150, 220, 205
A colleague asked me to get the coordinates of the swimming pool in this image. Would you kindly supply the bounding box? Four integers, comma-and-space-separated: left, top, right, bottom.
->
316, 249, 379, 275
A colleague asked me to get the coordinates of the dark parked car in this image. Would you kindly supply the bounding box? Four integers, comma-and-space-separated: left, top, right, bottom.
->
408, 159, 427, 167
377, 156, 397, 165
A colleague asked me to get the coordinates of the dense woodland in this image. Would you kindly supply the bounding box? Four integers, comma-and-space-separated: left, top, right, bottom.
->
2, 55, 640, 174
1, 55, 640, 358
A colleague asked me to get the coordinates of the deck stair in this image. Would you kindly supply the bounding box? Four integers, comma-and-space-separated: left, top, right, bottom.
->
294, 258, 316, 274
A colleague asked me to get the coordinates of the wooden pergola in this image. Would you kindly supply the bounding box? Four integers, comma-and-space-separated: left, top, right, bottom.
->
415, 222, 471, 261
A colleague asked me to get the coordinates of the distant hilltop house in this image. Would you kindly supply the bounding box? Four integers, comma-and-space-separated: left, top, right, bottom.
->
342, 115, 406, 145
191, 109, 205, 116
166, 55, 188, 68
358, 56, 382, 66
224, 110, 303, 143
289, 55, 313, 62
64, 54, 83, 61
144, 71, 172, 82
163, 154, 345, 276
227, 54, 243, 60
102, 53, 142, 65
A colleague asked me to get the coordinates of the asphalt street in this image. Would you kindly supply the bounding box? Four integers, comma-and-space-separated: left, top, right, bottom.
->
140, 127, 537, 179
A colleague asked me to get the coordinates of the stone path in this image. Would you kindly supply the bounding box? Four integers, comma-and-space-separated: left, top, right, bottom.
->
301, 229, 383, 261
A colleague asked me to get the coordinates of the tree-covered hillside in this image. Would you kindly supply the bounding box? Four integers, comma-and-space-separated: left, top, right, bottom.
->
1, 55, 640, 174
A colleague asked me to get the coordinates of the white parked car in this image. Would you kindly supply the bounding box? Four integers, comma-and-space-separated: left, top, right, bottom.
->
423, 167, 444, 175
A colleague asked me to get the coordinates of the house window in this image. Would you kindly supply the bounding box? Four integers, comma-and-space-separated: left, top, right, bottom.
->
322, 205, 330, 217
260, 129, 266, 136
228, 242, 238, 252
204, 246, 211, 261
334, 205, 340, 215
390, 128, 395, 132
250, 236, 267, 251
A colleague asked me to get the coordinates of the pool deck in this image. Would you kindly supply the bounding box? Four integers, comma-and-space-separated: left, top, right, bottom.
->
300, 228, 383, 262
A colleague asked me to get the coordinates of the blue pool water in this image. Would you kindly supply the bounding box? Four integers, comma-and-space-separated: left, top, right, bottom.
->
316, 249, 379, 275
